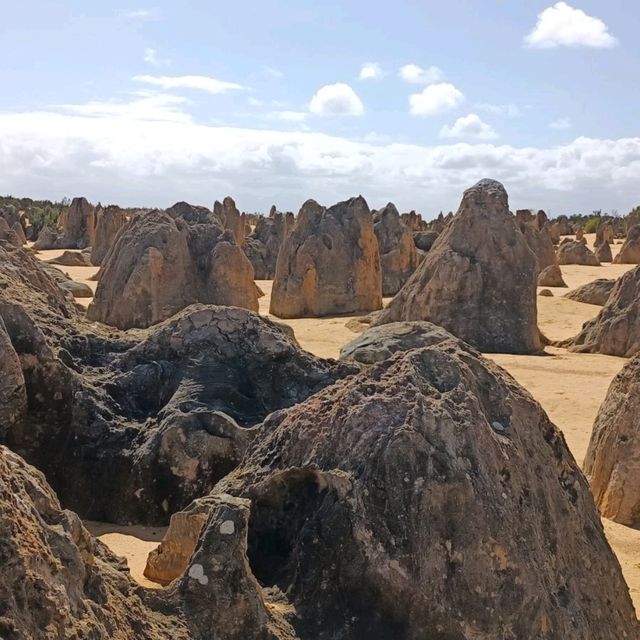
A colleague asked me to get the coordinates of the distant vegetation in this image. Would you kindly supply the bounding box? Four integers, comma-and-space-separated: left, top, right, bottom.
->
0, 195, 69, 235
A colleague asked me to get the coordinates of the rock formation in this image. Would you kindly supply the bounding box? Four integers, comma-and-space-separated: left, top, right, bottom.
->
214, 196, 245, 246
47, 250, 92, 267
163, 337, 638, 639
537, 264, 567, 287
373, 203, 419, 296
596, 219, 614, 246
374, 179, 542, 354
565, 279, 616, 306
243, 211, 292, 279
270, 196, 382, 318
517, 218, 556, 271
576, 227, 584, 241
32, 197, 96, 250
0, 217, 22, 247
91, 205, 128, 266
0, 445, 189, 639
614, 224, 640, 264
339, 320, 456, 364
0, 244, 355, 525
557, 240, 600, 266
584, 353, 640, 526
87, 204, 259, 329
562, 267, 640, 356
595, 239, 613, 262
412, 230, 439, 252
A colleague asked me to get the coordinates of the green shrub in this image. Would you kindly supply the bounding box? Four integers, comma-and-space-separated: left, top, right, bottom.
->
583, 217, 600, 234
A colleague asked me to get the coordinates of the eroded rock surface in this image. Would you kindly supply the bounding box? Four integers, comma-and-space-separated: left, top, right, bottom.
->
373, 203, 419, 296
557, 240, 600, 266
614, 224, 640, 264
374, 179, 542, 354
187, 338, 638, 639
87, 204, 258, 329
562, 267, 640, 356
564, 279, 615, 306
270, 197, 382, 318
584, 354, 640, 527
537, 264, 567, 287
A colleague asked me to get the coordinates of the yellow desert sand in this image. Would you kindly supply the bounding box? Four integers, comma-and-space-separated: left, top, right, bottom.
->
33, 234, 640, 612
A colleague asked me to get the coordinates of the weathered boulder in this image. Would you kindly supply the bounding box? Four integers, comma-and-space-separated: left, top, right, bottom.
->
595, 239, 613, 263
0, 445, 189, 640
186, 339, 638, 639
0, 217, 22, 247
565, 278, 616, 306
537, 264, 567, 287
614, 224, 640, 264
412, 230, 439, 252
374, 179, 542, 354
87, 205, 258, 329
91, 205, 128, 266
42, 265, 93, 299
539, 288, 553, 296
584, 354, 640, 526
214, 196, 245, 246
47, 250, 92, 267
33, 226, 59, 251
339, 320, 458, 364
562, 267, 640, 356
373, 203, 419, 296
270, 197, 382, 318
576, 227, 584, 241
2, 255, 356, 525
557, 240, 600, 266
62, 196, 96, 248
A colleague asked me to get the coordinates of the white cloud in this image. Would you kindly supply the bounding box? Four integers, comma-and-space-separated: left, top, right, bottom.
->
399, 64, 444, 84
309, 83, 364, 116
133, 74, 245, 94
263, 67, 284, 79
359, 62, 383, 80
123, 8, 158, 19
57, 92, 192, 123
143, 48, 170, 67
269, 110, 308, 122
1, 101, 640, 215
476, 103, 522, 118
409, 83, 464, 117
550, 116, 572, 130
248, 97, 263, 107
440, 114, 498, 140
525, 2, 617, 49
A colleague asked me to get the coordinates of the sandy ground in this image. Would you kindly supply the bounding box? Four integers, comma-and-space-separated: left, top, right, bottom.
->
31, 235, 640, 610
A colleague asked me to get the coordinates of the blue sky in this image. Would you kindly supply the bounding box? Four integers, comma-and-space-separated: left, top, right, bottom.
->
1, 0, 639, 218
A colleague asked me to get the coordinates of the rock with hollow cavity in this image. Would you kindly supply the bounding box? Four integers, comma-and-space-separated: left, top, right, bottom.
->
198, 338, 638, 639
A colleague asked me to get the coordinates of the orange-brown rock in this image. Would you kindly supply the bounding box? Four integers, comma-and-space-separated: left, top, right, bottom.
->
584, 353, 640, 526
537, 264, 567, 287
614, 224, 640, 264
374, 179, 542, 354
373, 203, 419, 295
91, 205, 128, 265
270, 196, 382, 318
214, 196, 245, 246
557, 240, 600, 266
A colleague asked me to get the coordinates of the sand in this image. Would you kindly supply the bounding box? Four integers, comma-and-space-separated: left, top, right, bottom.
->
31, 235, 640, 611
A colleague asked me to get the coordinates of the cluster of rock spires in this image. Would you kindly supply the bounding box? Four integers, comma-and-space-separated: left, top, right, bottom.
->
2, 179, 640, 638
87, 200, 259, 329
